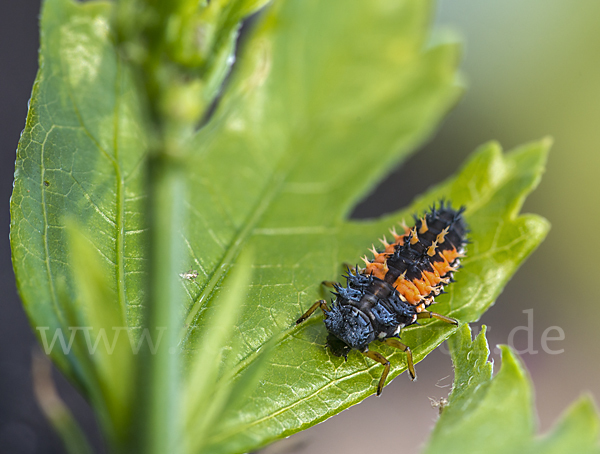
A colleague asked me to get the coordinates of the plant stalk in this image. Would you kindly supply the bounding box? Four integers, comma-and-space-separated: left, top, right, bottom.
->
144, 151, 185, 454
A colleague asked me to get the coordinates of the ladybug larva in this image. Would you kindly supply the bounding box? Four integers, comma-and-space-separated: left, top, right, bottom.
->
296, 201, 468, 395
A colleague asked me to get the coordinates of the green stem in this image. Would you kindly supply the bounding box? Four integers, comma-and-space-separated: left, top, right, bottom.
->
145, 152, 185, 453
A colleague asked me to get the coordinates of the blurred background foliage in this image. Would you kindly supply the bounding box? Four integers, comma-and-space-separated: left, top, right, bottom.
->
1, 1, 599, 453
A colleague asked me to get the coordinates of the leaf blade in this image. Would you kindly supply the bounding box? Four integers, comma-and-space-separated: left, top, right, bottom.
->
424, 325, 600, 454
11, 0, 147, 444
198, 140, 550, 454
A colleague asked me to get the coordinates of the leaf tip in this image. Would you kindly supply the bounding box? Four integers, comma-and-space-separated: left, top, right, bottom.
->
540, 135, 554, 151
473, 323, 487, 345
496, 344, 529, 382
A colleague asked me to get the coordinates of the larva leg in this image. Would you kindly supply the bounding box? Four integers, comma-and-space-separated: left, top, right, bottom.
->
417, 311, 458, 326
342, 262, 357, 272
320, 280, 337, 288
296, 300, 330, 325
362, 349, 390, 396
382, 337, 416, 381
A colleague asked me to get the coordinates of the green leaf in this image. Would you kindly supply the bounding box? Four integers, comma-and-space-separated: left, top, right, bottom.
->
59, 222, 138, 445
11, 0, 146, 445
194, 139, 550, 454
11, 0, 551, 453
182, 251, 276, 454
424, 325, 600, 454
531, 398, 600, 454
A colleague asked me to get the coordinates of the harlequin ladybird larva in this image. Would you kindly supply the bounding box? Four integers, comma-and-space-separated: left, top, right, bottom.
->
296, 201, 468, 395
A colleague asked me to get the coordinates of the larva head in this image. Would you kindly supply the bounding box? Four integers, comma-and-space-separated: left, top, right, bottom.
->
326, 333, 351, 359
324, 304, 375, 353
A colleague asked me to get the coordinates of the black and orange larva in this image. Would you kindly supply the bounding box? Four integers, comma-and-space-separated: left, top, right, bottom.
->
296, 201, 468, 395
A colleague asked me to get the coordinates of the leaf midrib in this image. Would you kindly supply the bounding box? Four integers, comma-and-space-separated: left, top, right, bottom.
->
207, 360, 385, 446
113, 57, 128, 325
50, 41, 129, 327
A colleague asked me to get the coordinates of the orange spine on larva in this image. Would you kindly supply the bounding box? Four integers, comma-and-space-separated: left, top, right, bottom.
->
359, 202, 468, 311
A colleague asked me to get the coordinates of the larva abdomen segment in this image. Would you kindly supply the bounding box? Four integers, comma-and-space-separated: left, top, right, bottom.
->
364, 202, 467, 309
